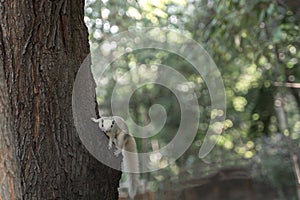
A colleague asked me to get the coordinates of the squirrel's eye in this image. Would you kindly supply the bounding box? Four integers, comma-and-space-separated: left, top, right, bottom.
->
111, 125, 113, 128
112, 120, 115, 124
102, 124, 104, 127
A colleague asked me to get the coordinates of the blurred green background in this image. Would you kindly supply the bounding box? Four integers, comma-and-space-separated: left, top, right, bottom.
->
85, 0, 300, 199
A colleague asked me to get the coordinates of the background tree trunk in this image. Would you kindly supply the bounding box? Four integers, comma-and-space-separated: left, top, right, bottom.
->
0, 0, 121, 199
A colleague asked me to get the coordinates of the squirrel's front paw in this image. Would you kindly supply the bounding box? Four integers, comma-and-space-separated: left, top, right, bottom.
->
108, 143, 112, 150
114, 149, 121, 157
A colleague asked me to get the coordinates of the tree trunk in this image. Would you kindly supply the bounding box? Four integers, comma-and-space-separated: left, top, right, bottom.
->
275, 94, 300, 200
0, 41, 22, 200
0, 0, 121, 199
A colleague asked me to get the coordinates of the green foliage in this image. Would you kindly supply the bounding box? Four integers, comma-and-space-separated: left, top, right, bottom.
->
85, 0, 300, 197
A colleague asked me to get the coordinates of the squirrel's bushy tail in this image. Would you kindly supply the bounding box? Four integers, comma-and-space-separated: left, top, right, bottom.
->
123, 136, 139, 199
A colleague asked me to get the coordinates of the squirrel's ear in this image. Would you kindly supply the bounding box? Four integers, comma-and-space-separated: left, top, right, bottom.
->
91, 117, 100, 122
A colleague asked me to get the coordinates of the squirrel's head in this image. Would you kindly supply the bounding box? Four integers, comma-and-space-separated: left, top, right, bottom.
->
98, 117, 115, 134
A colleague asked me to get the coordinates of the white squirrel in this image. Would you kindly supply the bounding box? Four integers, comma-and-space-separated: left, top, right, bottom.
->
91, 116, 139, 199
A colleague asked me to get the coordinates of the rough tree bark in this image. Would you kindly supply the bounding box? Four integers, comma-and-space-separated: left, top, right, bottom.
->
0, 0, 121, 199
0, 41, 22, 200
